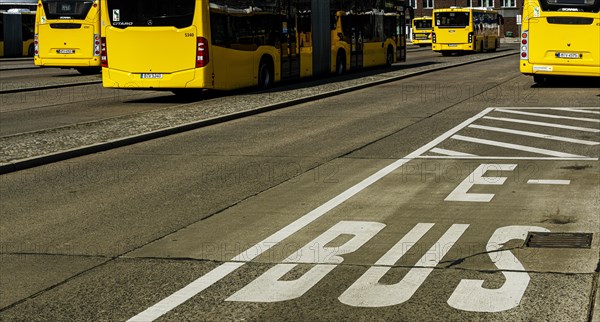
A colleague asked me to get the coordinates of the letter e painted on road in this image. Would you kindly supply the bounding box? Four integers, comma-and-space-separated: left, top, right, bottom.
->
445, 164, 517, 202
226, 221, 385, 302
447, 225, 550, 312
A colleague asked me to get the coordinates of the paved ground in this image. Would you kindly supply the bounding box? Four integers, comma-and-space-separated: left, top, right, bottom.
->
1, 55, 598, 321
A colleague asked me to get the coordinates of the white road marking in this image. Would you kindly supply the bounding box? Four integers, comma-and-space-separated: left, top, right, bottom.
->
419, 156, 598, 161
451, 135, 587, 158
483, 116, 600, 133
445, 164, 517, 202
527, 179, 571, 185
468, 124, 600, 146
430, 147, 477, 156
495, 109, 600, 123
127, 109, 498, 321
551, 108, 600, 115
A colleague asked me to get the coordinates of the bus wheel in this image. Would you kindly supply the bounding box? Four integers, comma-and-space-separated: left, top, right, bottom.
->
386, 46, 394, 67
258, 58, 273, 89
336, 52, 346, 75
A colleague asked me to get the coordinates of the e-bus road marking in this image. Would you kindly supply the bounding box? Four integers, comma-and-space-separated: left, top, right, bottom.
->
527, 179, 571, 185
127, 108, 496, 321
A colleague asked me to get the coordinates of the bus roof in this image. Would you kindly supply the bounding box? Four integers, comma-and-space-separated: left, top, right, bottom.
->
433, 7, 497, 13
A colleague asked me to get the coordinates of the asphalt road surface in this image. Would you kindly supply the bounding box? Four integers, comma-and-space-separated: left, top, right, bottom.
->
1, 55, 599, 321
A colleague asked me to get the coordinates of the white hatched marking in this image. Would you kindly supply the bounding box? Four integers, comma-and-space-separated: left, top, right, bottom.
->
430, 148, 477, 156
451, 135, 587, 158
418, 156, 598, 160
527, 179, 571, 185
551, 108, 600, 115
483, 116, 600, 133
469, 124, 600, 146
496, 109, 600, 123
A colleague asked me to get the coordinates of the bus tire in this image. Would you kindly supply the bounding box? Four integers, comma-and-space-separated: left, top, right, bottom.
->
386, 46, 394, 67
336, 51, 346, 75
258, 57, 274, 89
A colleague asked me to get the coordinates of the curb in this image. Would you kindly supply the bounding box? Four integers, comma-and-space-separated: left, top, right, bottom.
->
0, 50, 518, 175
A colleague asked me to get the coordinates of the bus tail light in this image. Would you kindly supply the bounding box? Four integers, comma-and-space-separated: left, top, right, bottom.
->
431, 32, 436, 43
34, 34, 39, 56
93, 34, 101, 57
468, 32, 473, 43
196, 37, 209, 68
101, 37, 108, 67
520, 30, 528, 60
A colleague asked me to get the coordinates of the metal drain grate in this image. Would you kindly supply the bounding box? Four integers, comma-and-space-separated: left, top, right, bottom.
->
525, 232, 593, 249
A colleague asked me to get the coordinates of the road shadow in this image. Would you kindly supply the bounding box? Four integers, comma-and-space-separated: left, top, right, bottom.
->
530, 76, 600, 89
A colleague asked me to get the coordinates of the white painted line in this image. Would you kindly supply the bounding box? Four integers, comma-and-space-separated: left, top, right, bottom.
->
451, 135, 587, 158
483, 116, 600, 133
495, 109, 600, 123
468, 124, 600, 146
551, 108, 600, 115
126, 109, 496, 321
527, 179, 571, 185
430, 148, 477, 157
418, 156, 598, 160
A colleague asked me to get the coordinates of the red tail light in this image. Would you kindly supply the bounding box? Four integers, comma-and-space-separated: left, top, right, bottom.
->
196, 37, 209, 68
101, 37, 108, 67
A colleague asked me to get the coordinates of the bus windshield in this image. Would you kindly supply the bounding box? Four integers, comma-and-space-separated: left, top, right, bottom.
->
435, 12, 470, 27
414, 19, 432, 29
106, 0, 195, 28
541, 0, 600, 12
42, 0, 93, 20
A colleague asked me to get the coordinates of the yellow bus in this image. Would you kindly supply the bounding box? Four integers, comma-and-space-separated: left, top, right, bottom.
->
432, 7, 502, 56
34, 0, 102, 74
100, 0, 410, 94
412, 16, 432, 47
0, 9, 35, 57
520, 0, 600, 83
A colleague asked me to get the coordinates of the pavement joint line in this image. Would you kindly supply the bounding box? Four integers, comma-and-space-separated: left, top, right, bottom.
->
0, 79, 101, 95
0, 50, 517, 175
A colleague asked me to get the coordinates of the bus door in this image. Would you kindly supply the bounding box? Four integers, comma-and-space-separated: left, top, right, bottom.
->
280, 15, 300, 79
343, 15, 362, 69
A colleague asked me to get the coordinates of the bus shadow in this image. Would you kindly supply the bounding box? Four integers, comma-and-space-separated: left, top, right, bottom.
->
531, 76, 600, 89
125, 61, 441, 104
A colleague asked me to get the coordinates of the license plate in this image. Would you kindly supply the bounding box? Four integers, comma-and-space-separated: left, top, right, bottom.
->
556, 52, 580, 59
448, 44, 457, 47
57, 49, 75, 54
140, 73, 163, 79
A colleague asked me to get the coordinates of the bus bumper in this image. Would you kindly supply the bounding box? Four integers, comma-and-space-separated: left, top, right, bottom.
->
34, 57, 101, 67
432, 43, 473, 52
520, 62, 600, 77
102, 68, 210, 89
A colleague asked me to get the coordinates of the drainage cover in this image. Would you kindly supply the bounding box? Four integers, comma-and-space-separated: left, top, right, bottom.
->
525, 232, 593, 249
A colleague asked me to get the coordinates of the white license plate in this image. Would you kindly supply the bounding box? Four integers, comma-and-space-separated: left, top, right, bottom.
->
140, 73, 163, 79
57, 49, 75, 54
448, 44, 457, 47
557, 52, 580, 59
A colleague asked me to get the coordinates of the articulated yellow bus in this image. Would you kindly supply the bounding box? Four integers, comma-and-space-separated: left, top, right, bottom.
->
412, 16, 433, 47
34, 0, 102, 74
432, 7, 502, 56
520, 0, 600, 83
100, 0, 410, 94
0, 9, 36, 57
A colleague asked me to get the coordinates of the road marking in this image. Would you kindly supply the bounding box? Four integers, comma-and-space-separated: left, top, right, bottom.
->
551, 108, 600, 115
527, 179, 571, 185
419, 156, 598, 161
430, 147, 478, 156
127, 109, 497, 321
451, 135, 587, 158
445, 164, 517, 202
495, 109, 600, 123
468, 124, 600, 146
483, 116, 600, 133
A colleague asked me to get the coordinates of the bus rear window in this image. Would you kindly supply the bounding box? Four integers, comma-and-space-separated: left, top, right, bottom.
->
435, 12, 470, 28
42, 0, 93, 20
414, 20, 432, 29
107, 0, 195, 29
541, 0, 600, 12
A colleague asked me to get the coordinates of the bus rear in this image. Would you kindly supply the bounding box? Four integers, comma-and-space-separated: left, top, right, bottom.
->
412, 17, 432, 47
520, 0, 600, 82
34, 0, 101, 74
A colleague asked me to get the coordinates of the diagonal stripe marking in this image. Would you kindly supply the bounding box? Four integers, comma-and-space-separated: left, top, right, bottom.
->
451, 134, 587, 158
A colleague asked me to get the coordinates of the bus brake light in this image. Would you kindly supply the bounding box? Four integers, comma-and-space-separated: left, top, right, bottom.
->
34, 34, 39, 56
520, 30, 528, 60
94, 34, 101, 56
196, 37, 209, 68
101, 37, 108, 67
